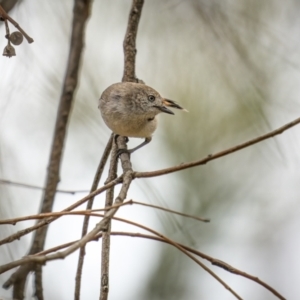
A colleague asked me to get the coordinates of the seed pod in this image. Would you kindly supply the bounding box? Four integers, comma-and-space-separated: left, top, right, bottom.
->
9, 31, 23, 46
3, 44, 16, 57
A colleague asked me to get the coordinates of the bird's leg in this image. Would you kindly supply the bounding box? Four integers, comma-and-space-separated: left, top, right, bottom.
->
114, 134, 119, 145
114, 134, 129, 144
128, 137, 152, 153
114, 134, 129, 158
117, 137, 152, 157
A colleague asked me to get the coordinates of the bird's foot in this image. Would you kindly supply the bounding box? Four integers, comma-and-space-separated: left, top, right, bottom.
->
116, 148, 131, 158
114, 134, 129, 145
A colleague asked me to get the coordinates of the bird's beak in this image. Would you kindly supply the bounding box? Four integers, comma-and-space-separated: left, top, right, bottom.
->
154, 99, 188, 115
163, 99, 188, 112
154, 104, 174, 115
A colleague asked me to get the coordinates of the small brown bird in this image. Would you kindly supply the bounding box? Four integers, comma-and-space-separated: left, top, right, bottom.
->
99, 82, 187, 155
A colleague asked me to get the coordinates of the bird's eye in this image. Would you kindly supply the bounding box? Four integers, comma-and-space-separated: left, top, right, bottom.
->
148, 95, 155, 102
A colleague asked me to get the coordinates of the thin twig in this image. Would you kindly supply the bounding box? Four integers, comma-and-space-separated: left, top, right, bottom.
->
112, 232, 286, 300
0, 4, 34, 43
2, 116, 299, 247
0, 179, 89, 194
1, 203, 285, 300
0, 177, 123, 246
75, 134, 113, 300
122, 0, 144, 83
99, 139, 118, 300
4, 18, 10, 38
0, 203, 131, 225
130, 199, 210, 222
0, 214, 115, 274
0, 176, 134, 276
135, 116, 300, 178
108, 220, 243, 299
12, 229, 285, 300
2, 18, 16, 57
0, 213, 242, 300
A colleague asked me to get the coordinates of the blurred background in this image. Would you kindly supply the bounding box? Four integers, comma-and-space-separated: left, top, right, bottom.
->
1, 0, 300, 299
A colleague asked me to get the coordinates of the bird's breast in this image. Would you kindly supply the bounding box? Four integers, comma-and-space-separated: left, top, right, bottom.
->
102, 112, 158, 138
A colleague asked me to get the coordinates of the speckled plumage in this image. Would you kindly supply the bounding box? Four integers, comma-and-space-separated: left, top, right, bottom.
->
98, 82, 186, 154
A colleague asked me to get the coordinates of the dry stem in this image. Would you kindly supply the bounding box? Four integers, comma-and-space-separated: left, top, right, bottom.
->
0, 4, 34, 43
135, 116, 300, 178
75, 134, 113, 300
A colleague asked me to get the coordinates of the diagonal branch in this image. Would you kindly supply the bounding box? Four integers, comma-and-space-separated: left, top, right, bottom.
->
2, 115, 298, 249
135, 116, 300, 178
75, 134, 113, 300
0, 177, 123, 246
0, 202, 131, 226
130, 200, 210, 222
0, 218, 286, 299
0, 173, 134, 276
41, 230, 286, 299
0, 4, 34, 43
0, 211, 242, 300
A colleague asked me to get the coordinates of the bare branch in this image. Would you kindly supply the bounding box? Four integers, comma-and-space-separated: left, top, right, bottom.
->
3, 1, 92, 297
0, 177, 123, 245
10, 229, 286, 299
34, 230, 285, 299
98, 1, 145, 299
122, 0, 144, 82
105, 231, 285, 300
109, 216, 243, 299
113, 232, 286, 300
75, 134, 113, 300
0, 4, 34, 43
135, 116, 300, 178
99, 140, 118, 300
0, 176, 133, 273
0, 203, 130, 226
0, 213, 242, 300
130, 200, 210, 222
99, 132, 134, 300
1, 205, 285, 300
3, 115, 299, 249
0, 179, 89, 194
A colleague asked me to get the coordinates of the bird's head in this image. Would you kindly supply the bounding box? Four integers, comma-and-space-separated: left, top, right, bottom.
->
132, 83, 187, 116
